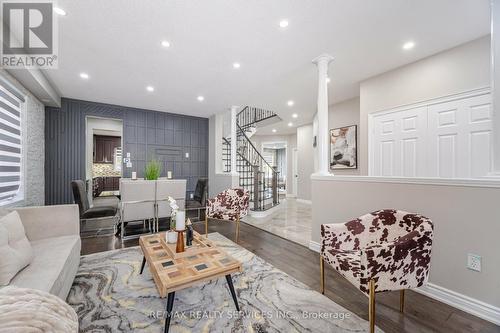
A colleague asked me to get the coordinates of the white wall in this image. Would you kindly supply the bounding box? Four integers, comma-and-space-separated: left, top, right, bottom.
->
208, 114, 237, 197
297, 124, 314, 200
0, 70, 44, 207
251, 133, 297, 195
329, 97, 360, 175
359, 36, 491, 174
311, 176, 500, 321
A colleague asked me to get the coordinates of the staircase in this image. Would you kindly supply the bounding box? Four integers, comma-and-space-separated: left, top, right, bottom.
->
222, 106, 281, 211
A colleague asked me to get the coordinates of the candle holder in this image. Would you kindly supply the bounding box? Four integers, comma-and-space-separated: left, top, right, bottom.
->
175, 230, 185, 253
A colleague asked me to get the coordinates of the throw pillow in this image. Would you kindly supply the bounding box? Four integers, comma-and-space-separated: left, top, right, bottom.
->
0, 211, 34, 285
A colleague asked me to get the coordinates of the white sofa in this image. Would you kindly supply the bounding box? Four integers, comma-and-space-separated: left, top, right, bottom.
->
8, 204, 81, 300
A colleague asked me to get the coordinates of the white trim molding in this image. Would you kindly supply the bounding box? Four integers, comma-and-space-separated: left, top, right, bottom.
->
309, 238, 500, 325
309, 240, 320, 252
310, 174, 500, 188
416, 283, 500, 326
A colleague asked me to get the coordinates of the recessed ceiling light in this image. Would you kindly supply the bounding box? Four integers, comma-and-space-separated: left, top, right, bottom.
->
79, 72, 89, 79
233, 63, 241, 69
279, 20, 289, 28
197, 96, 204, 102
288, 122, 293, 127
146, 86, 154, 92
272, 129, 277, 133
326, 77, 331, 83
292, 113, 298, 118
161, 40, 171, 48
54, 7, 66, 16
402, 41, 415, 50
287, 100, 294, 107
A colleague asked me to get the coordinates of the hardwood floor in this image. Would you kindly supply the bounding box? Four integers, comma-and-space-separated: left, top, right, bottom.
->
81, 220, 500, 333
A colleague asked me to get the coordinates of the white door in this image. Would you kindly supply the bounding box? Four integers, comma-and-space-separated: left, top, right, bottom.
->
427, 93, 492, 178
371, 106, 427, 177
370, 91, 492, 178
292, 148, 298, 196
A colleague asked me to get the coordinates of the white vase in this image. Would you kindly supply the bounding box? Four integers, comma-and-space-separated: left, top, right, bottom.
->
166, 230, 178, 244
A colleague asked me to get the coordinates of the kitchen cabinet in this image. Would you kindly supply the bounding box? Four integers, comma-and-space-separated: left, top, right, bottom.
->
93, 135, 121, 163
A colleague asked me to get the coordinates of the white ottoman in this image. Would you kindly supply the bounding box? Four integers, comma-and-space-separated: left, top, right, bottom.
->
0, 286, 78, 333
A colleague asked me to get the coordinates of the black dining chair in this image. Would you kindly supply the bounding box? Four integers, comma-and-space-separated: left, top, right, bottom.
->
185, 178, 208, 220
71, 180, 119, 234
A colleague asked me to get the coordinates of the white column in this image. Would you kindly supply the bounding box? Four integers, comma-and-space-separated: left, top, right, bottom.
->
230, 105, 239, 176
214, 113, 223, 173
492, 0, 500, 175
312, 54, 334, 175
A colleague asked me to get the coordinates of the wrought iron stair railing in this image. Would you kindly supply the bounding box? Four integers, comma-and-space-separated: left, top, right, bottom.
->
236, 123, 279, 210
221, 105, 281, 211
237, 106, 280, 131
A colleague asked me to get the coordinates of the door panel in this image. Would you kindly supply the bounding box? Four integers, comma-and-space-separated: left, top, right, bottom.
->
372, 106, 427, 177
428, 93, 492, 178
371, 92, 492, 179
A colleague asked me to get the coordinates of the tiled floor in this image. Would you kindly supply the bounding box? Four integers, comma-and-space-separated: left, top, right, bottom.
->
242, 198, 312, 247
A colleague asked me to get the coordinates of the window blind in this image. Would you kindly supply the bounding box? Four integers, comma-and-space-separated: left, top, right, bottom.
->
0, 82, 22, 204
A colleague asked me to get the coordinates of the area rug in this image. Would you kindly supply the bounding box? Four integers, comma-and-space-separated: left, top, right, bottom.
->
67, 233, 382, 332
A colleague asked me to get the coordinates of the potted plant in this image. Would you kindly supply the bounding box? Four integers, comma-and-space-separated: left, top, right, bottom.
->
166, 196, 179, 243
144, 159, 161, 180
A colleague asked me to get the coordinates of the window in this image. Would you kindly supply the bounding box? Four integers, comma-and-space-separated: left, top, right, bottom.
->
0, 78, 24, 205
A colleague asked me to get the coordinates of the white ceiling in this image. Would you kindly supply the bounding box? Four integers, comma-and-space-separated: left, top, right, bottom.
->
42, 0, 490, 135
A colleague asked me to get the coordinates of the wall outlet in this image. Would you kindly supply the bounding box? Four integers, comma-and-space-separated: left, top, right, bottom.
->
190, 193, 194, 199
467, 253, 481, 272
185, 152, 189, 158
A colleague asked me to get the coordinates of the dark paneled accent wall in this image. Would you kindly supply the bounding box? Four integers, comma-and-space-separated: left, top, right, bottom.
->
45, 98, 208, 205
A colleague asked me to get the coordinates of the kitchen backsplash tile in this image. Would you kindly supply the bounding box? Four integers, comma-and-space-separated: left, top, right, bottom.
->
93, 163, 121, 177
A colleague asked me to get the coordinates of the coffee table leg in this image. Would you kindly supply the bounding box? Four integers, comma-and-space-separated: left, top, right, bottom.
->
164, 292, 175, 333
225, 274, 240, 311
140, 256, 146, 274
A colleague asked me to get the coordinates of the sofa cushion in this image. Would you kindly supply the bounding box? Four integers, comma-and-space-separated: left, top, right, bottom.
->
9, 235, 81, 299
0, 211, 33, 286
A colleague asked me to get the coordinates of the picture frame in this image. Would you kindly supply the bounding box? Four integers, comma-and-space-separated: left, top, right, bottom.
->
330, 125, 357, 170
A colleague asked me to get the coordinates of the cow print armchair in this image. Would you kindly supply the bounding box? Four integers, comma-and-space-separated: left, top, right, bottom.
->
205, 188, 249, 243
320, 209, 433, 333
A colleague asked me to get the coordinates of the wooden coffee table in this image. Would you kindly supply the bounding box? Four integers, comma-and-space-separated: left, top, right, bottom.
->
139, 231, 242, 333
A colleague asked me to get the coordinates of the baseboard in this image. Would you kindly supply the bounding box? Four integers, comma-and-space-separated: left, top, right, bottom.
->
309, 240, 320, 252
310, 241, 499, 325
286, 193, 297, 198
296, 199, 312, 205
415, 283, 500, 325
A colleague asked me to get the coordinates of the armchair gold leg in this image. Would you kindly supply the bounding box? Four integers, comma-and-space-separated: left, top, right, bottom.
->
320, 256, 325, 294
205, 215, 208, 238
235, 216, 240, 243
400, 290, 405, 313
369, 280, 376, 333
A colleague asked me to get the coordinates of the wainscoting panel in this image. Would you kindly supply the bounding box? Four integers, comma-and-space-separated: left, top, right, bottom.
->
45, 98, 208, 205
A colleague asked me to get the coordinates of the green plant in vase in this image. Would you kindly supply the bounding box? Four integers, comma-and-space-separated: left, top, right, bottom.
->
144, 159, 162, 180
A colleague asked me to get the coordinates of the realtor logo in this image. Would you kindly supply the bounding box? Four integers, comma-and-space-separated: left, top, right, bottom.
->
1, 1, 58, 68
